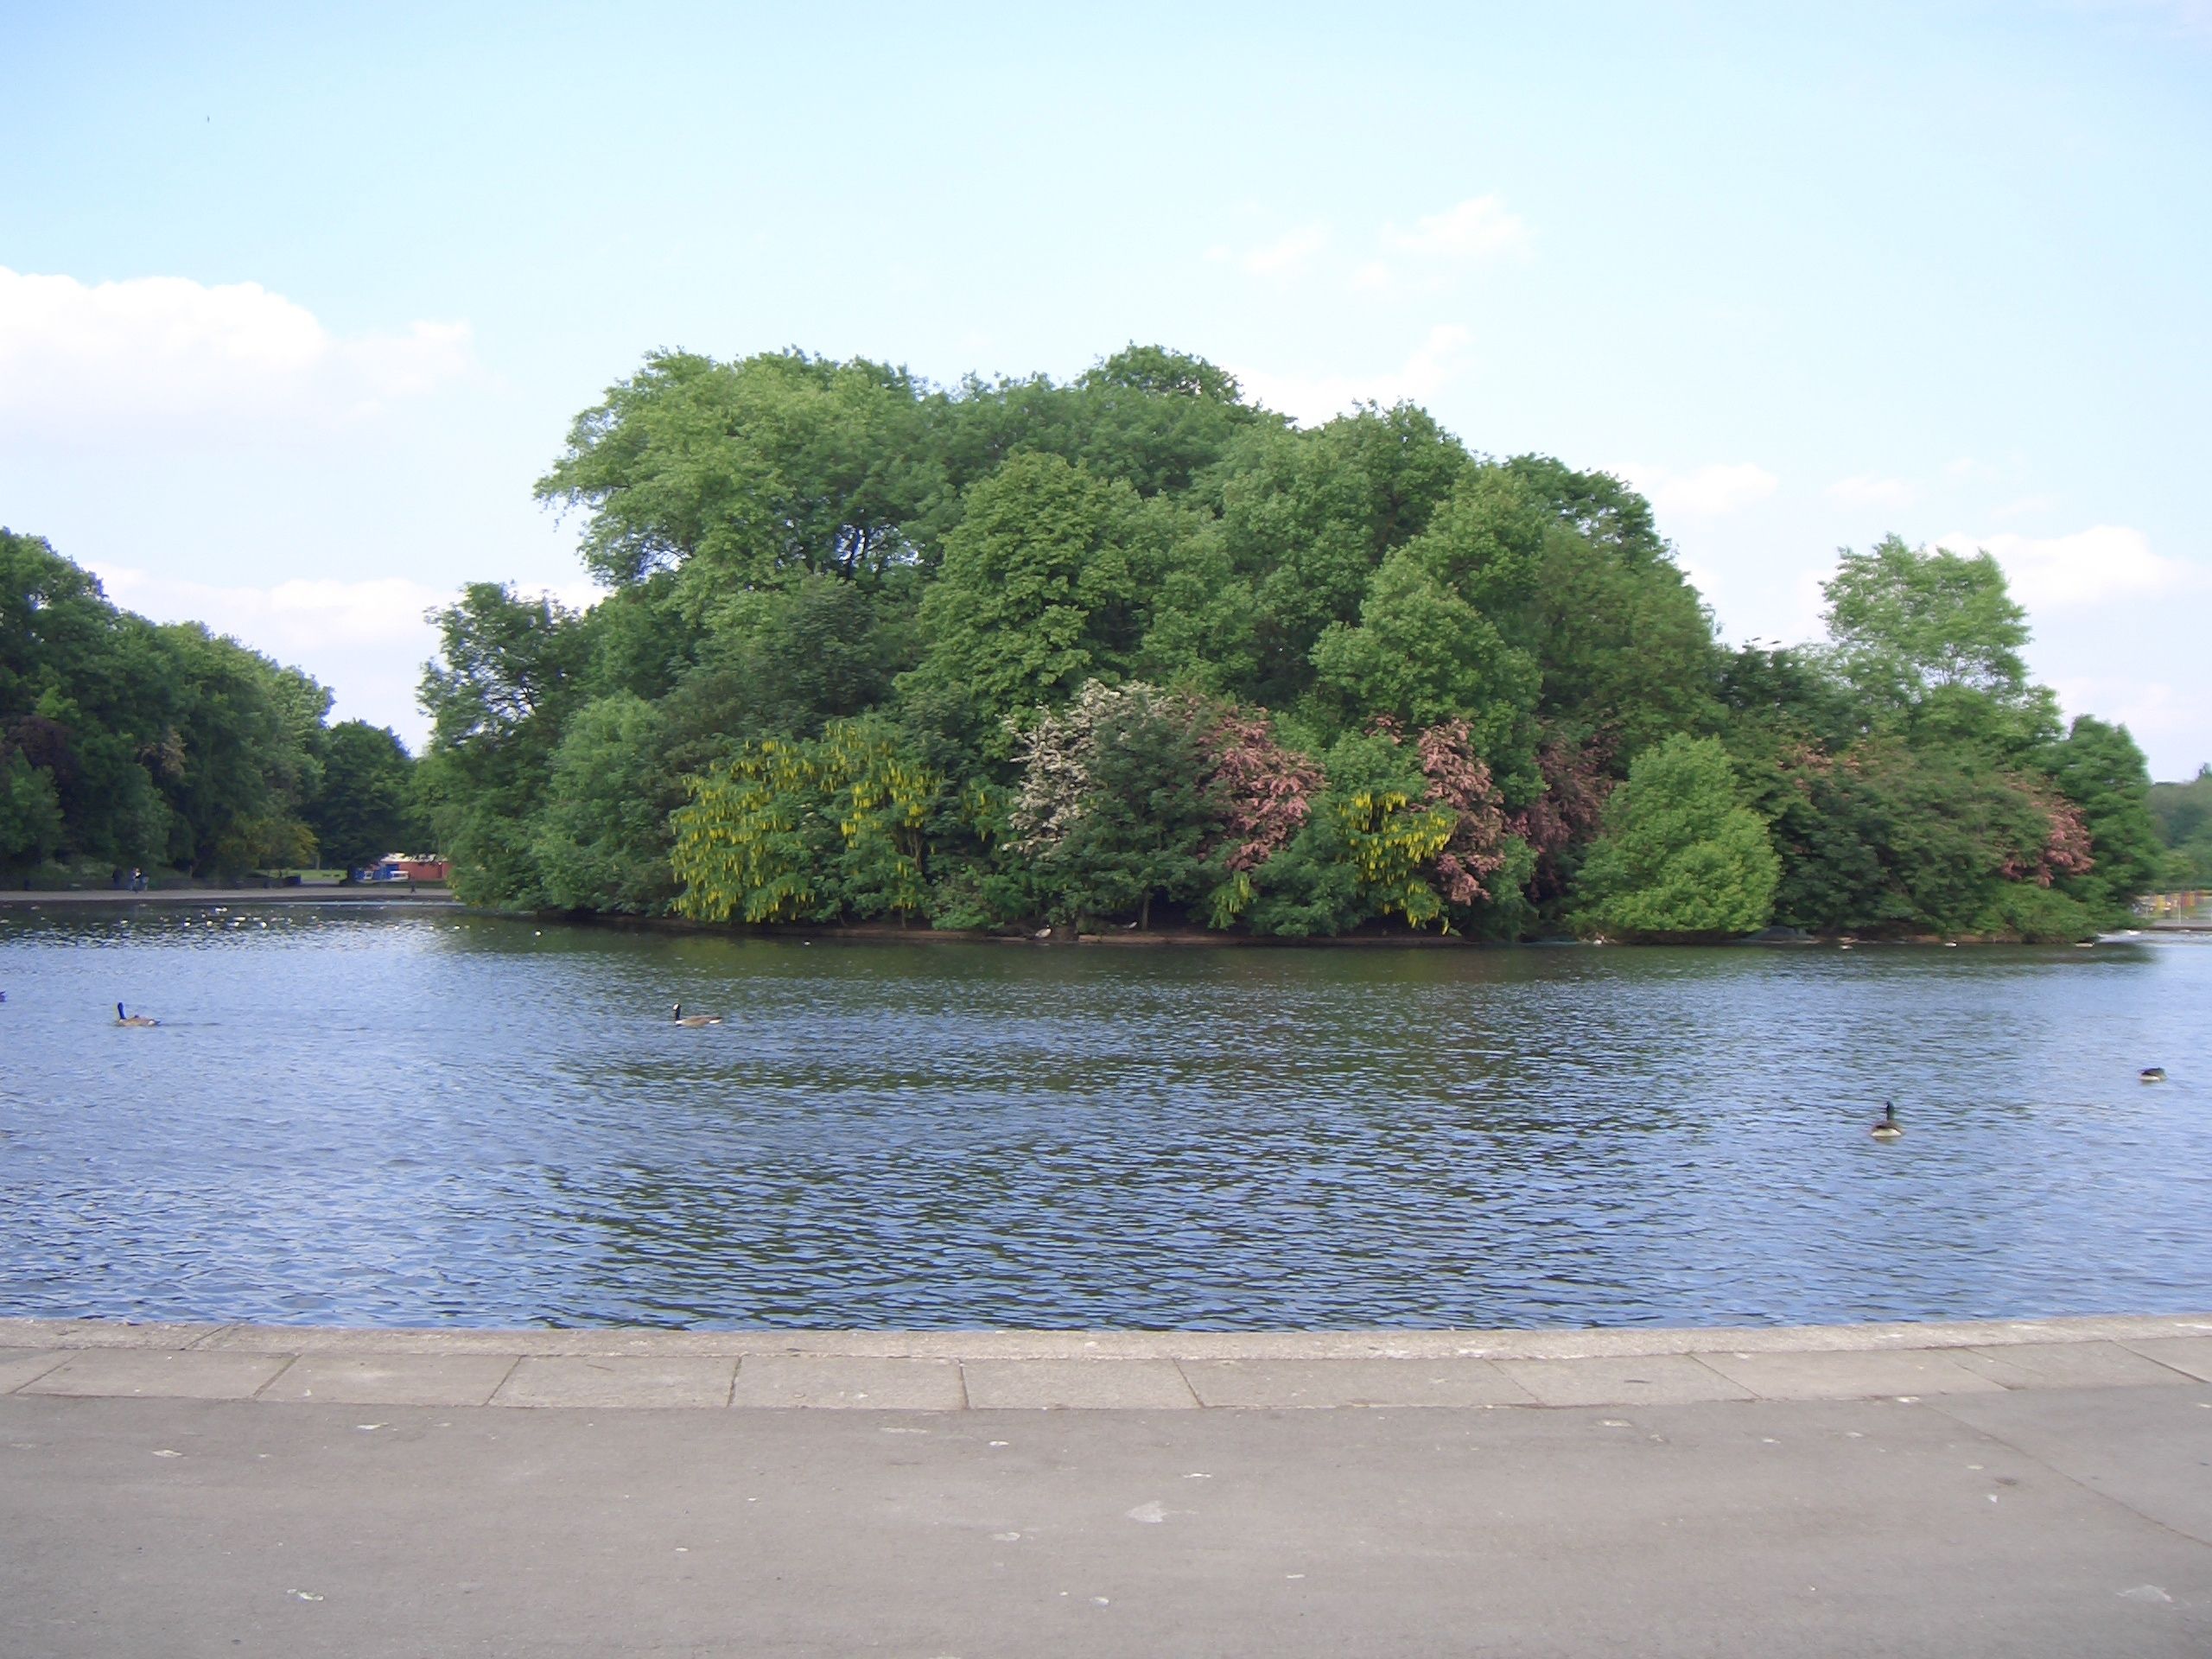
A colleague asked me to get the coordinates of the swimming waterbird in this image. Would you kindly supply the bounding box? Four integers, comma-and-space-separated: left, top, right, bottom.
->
1870, 1101, 1903, 1141
671, 1003, 721, 1027
114, 1002, 158, 1027
2140, 1067, 2166, 1084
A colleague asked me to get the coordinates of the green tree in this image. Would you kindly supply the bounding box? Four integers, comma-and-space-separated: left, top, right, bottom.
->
1572, 735, 1780, 937
417, 583, 591, 906
1819, 536, 2055, 746
904, 454, 1158, 744
1307, 469, 1546, 780
2149, 766, 2212, 884
1503, 456, 1720, 753
537, 350, 936, 591
532, 694, 685, 912
1011, 682, 1220, 929
0, 746, 65, 868
305, 721, 422, 873
670, 719, 939, 924
1211, 407, 1473, 707
147, 624, 326, 876
2044, 715, 2161, 916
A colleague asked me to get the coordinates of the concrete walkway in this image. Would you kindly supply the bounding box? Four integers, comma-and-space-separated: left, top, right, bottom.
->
5, 1315, 2209, 1656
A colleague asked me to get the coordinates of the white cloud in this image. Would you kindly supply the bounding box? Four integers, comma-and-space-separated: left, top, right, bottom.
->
1826, 473, 1918, 508
2046, 674, 2205, 775
1240, 224, 1330, 278
0, 267, 473, 436
1355, 194, 1533, 295
1386, 195, 1533, 264
86, 566, 599, 744
1933, 524, 2199, 609
92, 566, 454, 655
1211, 196, 1529, 296
1615, 461, 1780, 518
1235, 325, 1473, 426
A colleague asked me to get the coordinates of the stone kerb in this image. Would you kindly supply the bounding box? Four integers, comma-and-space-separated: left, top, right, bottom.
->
2, 1313, 2208, 1412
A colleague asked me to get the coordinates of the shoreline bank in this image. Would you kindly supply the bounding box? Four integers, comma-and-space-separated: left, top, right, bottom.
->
0, 887, 459, 906
4, 889, 2190, 940
544, 910, 2184, 949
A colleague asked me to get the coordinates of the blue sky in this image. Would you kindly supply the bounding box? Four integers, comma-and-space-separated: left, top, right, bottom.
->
3, 2, 2207, 773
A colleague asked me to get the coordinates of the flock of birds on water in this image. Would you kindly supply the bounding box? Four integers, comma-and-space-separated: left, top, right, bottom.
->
4, 904, 2182, 1140
79, 1001, 2175, 1140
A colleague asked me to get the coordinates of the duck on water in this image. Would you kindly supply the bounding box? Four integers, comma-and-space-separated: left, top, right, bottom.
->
671, 1003, 721, 1027
114, 1002, 157, 1027
1871, 1102, 1903, 1141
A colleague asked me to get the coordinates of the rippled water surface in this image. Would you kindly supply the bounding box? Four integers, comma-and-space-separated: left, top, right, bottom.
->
2, 902, 2207, 1331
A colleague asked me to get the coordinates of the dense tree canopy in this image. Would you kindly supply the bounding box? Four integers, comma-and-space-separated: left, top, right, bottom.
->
10, 345, 2172, 935
1, 529, 418, 882
70, 339, 2110, 942
2150, 766, 2212, 885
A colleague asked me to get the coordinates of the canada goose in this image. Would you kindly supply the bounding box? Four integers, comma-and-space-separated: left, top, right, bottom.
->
671, 1002, 721, 1027
2140, 1067, 2166, 1084
1870, 1101, 1903, 1141
114, 1002, 158, 1027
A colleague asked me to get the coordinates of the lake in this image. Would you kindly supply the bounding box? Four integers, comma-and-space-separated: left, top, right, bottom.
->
2, 902, 2206, 1332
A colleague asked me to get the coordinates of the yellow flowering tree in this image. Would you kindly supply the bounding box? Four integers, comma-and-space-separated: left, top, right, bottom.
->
671, 716, 940, 925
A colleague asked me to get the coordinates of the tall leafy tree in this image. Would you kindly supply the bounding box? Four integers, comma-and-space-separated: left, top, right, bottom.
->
417, 583, 591, 906
904, 454, 1159, 745
1572, 735, 1780, 937
2044, 715, 2161, 915
532, 694, 685, 912
1308, 468, 1546, 783
1819, 536, 2055, 747
305, 721, 423, 873
536, 350, 936, 591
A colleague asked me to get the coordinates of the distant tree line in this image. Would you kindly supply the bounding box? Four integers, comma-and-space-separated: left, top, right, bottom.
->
2151, 768, 2212, 887
406, 345, 2164, 942
1, 529, 423, 883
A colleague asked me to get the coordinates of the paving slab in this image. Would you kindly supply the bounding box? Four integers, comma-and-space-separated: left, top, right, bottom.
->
0, 1350, 70, 1394
18, 1350, 290, 1401
1951, 1341, 2200, 1391
257, 1353, 519, 1408
1497, 1352, 1757, 1407
960, 1358, 1198, 1409
491, 1356, 735, 1409
1935, 1382, 2212, 1546
2120, 1336, 2212, 1382
1695, 1347, 2006, 1401
728, 1354, 964, 1409
1181, 1357, 1533, 1408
